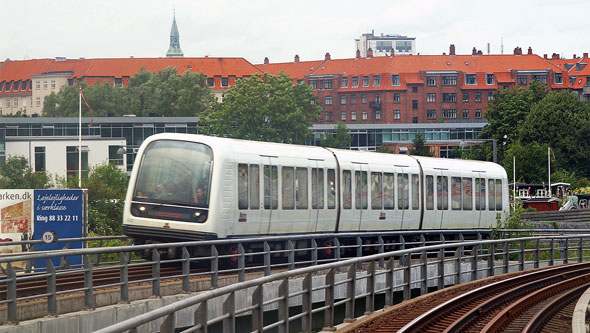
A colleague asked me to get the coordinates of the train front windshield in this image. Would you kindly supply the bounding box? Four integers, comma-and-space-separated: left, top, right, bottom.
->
133, 140, 213, 208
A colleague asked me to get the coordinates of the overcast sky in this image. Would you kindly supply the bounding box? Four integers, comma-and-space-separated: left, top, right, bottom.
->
3, 0, 589, 64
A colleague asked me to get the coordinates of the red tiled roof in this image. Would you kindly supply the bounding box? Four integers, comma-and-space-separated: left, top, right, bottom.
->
0, 59, 53, 81
257, 60, 325, 80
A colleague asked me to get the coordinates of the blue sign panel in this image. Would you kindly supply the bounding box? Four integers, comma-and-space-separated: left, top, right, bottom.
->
33, 189, 84, 269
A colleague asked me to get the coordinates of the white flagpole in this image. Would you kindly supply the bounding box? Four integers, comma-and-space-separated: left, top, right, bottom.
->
513, 155, 516, 197
548, 147, 551, 196
79, 87, 82, 188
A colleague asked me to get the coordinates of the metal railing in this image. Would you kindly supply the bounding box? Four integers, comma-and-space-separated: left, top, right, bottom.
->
93, 234, 590, 333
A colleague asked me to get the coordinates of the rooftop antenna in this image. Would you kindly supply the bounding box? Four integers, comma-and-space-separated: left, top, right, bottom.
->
487, 43, 490, 55
501, 37, 504, 55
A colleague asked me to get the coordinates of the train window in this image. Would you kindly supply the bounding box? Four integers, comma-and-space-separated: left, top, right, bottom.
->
495, 179, 503, 210
371, 172, 383, 209
355, 171, 368, 209
412, 174, 420, 210
282, 167, 295, 210
488, 179, 496, 211
312, 168, 325, 209
398, 173, 409, 210
343, 170, 352, 209
327, 169, 336, 209
296, 168, 308, 209
264, 165, 278, 209
437, 176, 448, 210
463, 177, 473, 210
451, 177, 462, 210
475, 178, 485, 211
425, 175, 434, 210
384, 173, 395, 210
238, 164, 248, 209
250, 165, 260, 209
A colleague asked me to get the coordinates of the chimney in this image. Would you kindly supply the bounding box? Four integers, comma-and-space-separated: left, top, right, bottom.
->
356, 49, 361, 59
367, 48, 373, 58
264, 57, 269, 65
472, 47, 477, 55
527, 47, 533, 55
573, 54, 577, 59
478, 50, 483, 55
391, 48, 395, 57
544, 54, 548, 59
449, 44, 456, 56
294, 54, 300, 63
584, 52, 589, 59
325, 52, 331, 61
551, 53, 560, 60
513, 47, 522, 55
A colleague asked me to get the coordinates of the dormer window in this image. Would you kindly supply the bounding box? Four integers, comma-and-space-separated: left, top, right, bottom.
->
13, 81, 20, 91
207, 78, 215, 87
391, 74, 400, 86
362, 76, 370, 87
5, 81, 12, 92
465, 74, 477, 85
373, 75, 381, 86
22, 80, 29, 90
486, 74, 495, 85
341, 77, 348, 88
221, 78, 229, 87
352, 76, 359, 88
554, 73, 563, 84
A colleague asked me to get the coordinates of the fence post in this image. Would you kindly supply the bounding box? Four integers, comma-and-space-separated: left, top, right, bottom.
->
160, 312, 176, 333
152, 249, 161, 297
182, 247, 190, 293
378, 236, 385, 268
403, 252, 411, 300
438, 246, 445, 290
579, 237, 584, 263
564, 238, 569, 264
278, 278, 289, 333
302, 273, 313, 332
83, 254, 95, 309
288, 240, 295, 271
385, 257, 394, 307
323, 268, 335, 331
519, 240, 525, 272
223, 292, 235, 333
195, 301, 208, 333
252, 285, 263, 332
211, 245, 219, 288
356, 236, 363, 269
502, 241, 508, 274
535, 239, 540, 269
549, 239, 555, 267
334, 237, 341, 261
238, 243, 245, 282
345, 264, 356, 322
472, 242, 478, 282
366, 261, 375, 315
420, 249, 427, 295
47, 259, 57, 316
311, 239, 318, 266
6, 263, 17, 323
487, 243, 495, 277
264, 241, 271, 276
120, 251, 129, 303
455, 246, 462, 285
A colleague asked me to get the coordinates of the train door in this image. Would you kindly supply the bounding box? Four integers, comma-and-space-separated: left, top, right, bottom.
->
235, 161, 263, 237
435, 169, 449, 229
397, 167, 409, 229
474, 172, 486, 228
259, 157, 278, 235
353, 163, 368, 231
309, 160, 329, 233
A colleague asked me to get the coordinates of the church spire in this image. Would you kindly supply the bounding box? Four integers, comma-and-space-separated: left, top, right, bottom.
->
166, 9, 184, 57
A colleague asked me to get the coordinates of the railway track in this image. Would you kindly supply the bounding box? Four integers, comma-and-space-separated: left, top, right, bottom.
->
342, 262, 590, 333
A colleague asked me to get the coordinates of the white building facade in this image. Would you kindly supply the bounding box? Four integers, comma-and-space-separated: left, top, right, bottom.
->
355, 31, 416, 57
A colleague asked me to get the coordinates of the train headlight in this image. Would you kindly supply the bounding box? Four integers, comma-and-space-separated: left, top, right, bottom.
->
139, 206, 147, 212
194, 212, 201, 217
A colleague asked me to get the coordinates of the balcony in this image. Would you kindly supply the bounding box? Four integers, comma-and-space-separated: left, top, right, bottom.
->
369, 101, 382, 110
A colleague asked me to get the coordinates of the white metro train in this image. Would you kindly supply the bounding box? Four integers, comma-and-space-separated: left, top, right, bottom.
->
122, 133, 508, 246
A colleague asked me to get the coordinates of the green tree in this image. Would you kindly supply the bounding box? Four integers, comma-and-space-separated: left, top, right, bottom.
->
320, 122, 351, 148
410, 133, 432, 156
501, 140, 549, 184
199, 72, 321, 144
0, 156, 52, 189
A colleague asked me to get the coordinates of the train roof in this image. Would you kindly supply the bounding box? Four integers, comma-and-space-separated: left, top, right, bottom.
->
413, 156, 507, 175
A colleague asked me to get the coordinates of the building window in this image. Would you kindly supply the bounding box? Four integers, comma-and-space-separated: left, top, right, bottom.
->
221, 78, 229, 87
427, 76, 436, 86
462, 92, 469, 102
488, 92, 494, 100
391, 74, 400, 86
51, 80, 56, 89
375, 94, 381, 103
486, 74, 495, 85
427, 109, 436, 119
351, 111, 357, 120
427, 93, 436, 102
340, 95, 346, 105
6, 99, 10, 107
394, 110, 400, 119
442, 93, 457, 103
462, 109, 469, 119
375, 110, 381, 120
475, 92, 482, 102
341, 77, 348, 88
310, 80, 317, 89
532, 74, 547, 84
114, 78, 123, 87
325, 96, 333, 105
66, 146, 89, 180
362, 76, 370, 87
108, 146, 124, 166
361, 94, 367, 104
36, 97, 41, 107
14, 99, 18, 107
475, 109, 482, 119
43, 80, 48, 89
341, 112, 346, 121
465, 74, 477, 85
325, 79, 333, 89
411, 86, 418, 93
554, 73, 563, 84
14, 81, 20, 91
352, 76, 359, 87
442, 76, 457, 86
442, 109, 457, 119
326, 112, 333, 121
207, 78, 215, 87
35, 147, 46, 172
351, 95, 356, 104
517, 75, 527, 85
412, 100, 418, 109
393, 93, 400, 103
36, 81, 40, 90
362, 110, 367, 120
373, 75, 381, 86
